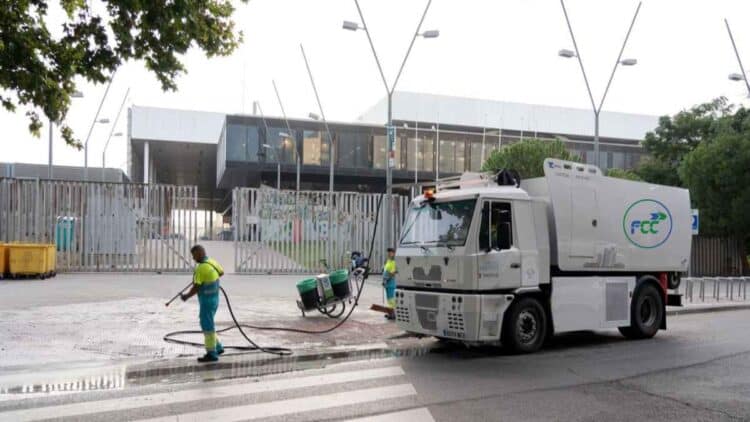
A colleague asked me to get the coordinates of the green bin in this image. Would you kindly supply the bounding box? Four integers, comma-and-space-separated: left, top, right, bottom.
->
329, 269, 351, 299
297, 278, 320, 310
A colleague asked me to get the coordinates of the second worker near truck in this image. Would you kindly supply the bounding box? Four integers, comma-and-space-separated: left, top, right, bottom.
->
383, 247, 398, 320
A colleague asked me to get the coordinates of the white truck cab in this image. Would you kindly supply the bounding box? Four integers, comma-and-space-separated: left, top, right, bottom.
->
394, 158, 691, 353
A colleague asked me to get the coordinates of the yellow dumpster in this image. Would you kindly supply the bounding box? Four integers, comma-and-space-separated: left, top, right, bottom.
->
45, 244, 57, 276
8, 244, 49, 279
0, 244, 8, 278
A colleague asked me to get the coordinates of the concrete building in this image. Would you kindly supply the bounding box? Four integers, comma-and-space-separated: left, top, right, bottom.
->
0, 162, 129, 183
128, 92, 659, 212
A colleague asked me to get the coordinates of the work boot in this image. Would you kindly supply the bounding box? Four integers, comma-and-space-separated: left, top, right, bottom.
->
217, 344, 225, 355
197, 353, 219, 363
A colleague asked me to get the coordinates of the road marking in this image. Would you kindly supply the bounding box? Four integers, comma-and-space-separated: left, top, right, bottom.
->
136, 384, 417, 422
0, 366, 404, 422
345, 407, 435, 422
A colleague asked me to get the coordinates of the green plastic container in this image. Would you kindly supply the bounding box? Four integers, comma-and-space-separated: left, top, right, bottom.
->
329, 269, 351, 299
297, 278, 319, 310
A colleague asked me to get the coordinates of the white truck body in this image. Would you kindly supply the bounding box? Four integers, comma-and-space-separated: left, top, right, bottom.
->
394, 158, 691, 347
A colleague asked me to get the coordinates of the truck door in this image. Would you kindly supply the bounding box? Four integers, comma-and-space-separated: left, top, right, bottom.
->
477, 201, 522, 289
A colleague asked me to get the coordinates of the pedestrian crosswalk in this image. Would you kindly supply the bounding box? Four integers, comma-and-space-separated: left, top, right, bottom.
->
0, 364, 434, 422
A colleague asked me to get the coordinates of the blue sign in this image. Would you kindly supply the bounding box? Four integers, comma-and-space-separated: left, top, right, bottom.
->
691, 209, 699, 235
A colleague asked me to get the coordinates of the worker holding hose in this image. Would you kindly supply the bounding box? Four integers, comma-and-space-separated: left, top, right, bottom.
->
181, 244, 225, 362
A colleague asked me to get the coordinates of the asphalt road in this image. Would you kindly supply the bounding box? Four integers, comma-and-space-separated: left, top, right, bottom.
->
1, 308, 748, 421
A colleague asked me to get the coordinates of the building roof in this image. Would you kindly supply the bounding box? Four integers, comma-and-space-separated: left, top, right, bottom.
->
130, 106, 225, 144
358, 91, 659, 141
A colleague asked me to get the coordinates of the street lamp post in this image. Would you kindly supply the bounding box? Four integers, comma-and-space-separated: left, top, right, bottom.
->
83, 72, 116, 181
262, 144, 282, 190
725, 19, 750, 98
344, 0, 439, 248
558, 0, 641, 169
272, 80, 301, 192
102, 88, 129, 182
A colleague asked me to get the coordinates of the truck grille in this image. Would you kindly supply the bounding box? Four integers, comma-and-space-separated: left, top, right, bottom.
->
412, 266, 442, 282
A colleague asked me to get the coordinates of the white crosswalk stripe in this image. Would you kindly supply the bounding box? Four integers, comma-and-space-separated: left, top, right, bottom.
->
344, 407, 436, 422
135, 384, 417, 422
0, 365, 420, 422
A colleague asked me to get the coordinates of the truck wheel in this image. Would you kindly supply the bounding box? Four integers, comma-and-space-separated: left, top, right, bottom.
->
502, 297, 547, 353
667, 275, 680, 290
618, 283, 663, 339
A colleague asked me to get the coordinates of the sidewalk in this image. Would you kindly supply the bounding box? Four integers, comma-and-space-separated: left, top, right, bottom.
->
0, 273, 400, 371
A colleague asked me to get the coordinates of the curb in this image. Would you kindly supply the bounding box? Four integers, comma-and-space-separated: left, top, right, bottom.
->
124, 339, 434, 381
667, 303, 750, 316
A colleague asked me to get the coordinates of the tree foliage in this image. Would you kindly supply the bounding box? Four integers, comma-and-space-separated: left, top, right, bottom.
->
637, 97, 735, 186
0, 0, 245, 148
481, 139, 580, 179
606, 168, 642, 181
678, 120, 750, 238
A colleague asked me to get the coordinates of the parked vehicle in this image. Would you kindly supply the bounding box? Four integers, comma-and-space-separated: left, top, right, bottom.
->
394, 158, 691, 353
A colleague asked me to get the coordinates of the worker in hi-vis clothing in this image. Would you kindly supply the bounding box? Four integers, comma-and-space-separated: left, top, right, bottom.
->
382, 247, 398, 320
181, 244, 225, 362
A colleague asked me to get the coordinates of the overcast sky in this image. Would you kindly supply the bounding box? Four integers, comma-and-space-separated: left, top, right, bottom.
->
2, 0, 749, 173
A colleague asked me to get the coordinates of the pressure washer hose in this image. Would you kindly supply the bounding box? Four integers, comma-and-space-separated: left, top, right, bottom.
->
163, 193, 384, 356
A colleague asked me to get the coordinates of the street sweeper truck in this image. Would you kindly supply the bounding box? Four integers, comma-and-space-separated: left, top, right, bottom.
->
394, 158, 691, 353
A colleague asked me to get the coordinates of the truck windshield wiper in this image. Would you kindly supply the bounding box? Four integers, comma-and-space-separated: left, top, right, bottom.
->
419, 245, 433, 255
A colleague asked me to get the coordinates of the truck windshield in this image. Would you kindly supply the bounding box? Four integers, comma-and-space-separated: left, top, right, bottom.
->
399, 199, 476, 247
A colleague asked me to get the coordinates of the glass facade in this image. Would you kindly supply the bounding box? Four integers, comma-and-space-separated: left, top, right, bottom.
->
226, 123, 259, 162
222, 115, 646, 186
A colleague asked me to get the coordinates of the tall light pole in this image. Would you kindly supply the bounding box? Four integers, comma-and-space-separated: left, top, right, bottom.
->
48, 91, 84, 179
558, 0, 641, 169
262, 144, 282, 190
102, 88, 129, 181
300, 44, 336, 264
272, 80, 300, 192
725, 19, 750, 98
84, 71, 116, 180
344, 0, 439, 248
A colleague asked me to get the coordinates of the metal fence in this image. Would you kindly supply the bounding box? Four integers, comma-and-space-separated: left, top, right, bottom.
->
233, 187, 409, 274
681, 277, 750, 302
690, 236, 746, 277
0, 178, 199, 272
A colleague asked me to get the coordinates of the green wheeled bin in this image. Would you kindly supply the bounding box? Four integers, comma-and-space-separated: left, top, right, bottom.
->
329, 269, 350, 300
296, 278, 320, 310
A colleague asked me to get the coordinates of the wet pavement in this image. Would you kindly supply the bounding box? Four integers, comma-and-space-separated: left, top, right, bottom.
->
3, 272, 750, 417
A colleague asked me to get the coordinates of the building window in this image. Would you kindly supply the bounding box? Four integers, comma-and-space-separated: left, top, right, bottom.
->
439, 137, 466, 174
304, 130, 322, 165
336, 129, 371, 169
226, 123, 259, 162
372, 133, 402, 169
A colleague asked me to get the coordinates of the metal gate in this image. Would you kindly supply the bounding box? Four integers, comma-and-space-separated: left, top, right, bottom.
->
0, 178, 199, 272
233, 187, 408, 274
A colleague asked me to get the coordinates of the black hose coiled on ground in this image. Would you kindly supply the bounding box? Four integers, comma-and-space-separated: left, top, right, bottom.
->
163, 192, 384, 356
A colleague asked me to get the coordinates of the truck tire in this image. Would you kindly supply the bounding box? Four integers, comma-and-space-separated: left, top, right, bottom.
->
667, 275, 680, 290
618, 283, 664, 339
502, 296, 547, 353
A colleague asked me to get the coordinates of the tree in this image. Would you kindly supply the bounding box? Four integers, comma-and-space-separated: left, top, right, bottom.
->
607, 168, 642, 181
679, 130, 750, 273
1, 0, 245, 148
637, 98, 734, 186
481, 139, 580, 179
